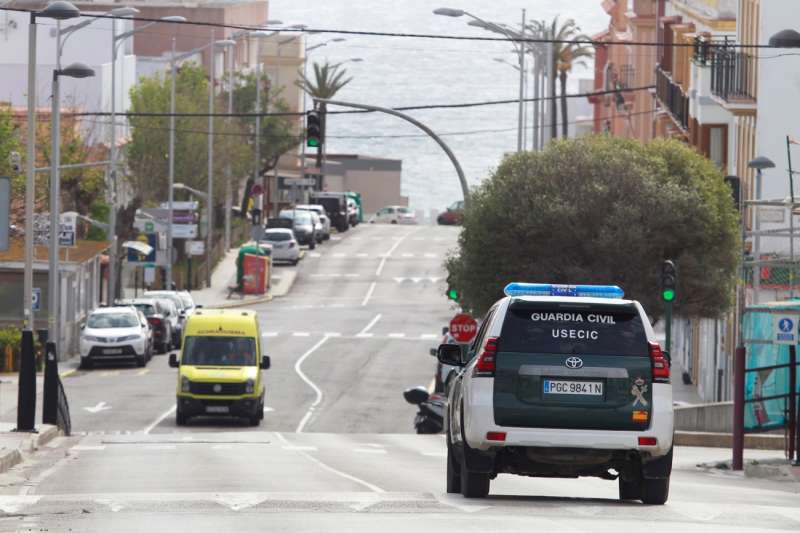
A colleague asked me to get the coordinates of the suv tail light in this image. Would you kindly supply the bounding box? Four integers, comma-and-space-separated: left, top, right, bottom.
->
649, 341, 670, 383
150, 318, 162, 327
473, 337, 498, 377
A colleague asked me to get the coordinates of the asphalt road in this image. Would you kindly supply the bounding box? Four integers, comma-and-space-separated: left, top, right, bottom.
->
1, 224, 798, 531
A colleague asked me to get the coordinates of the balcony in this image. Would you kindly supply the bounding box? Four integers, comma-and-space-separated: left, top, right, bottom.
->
710, 48, 757, 102
656, 66, 689, 131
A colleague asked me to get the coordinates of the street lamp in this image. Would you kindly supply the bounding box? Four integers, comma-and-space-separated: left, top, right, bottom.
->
435, 7, 528, 152
107, 14, 186, 301
57, 6, 140, 69
174, 182, 209, 200
48, 62, 95, 349
769, 29, 800, 48
748, 156, 777, 303
19, 0, 81, 433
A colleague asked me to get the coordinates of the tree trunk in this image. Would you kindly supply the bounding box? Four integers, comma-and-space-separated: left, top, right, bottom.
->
550, 53, 558, 141
560, 71, 569, 138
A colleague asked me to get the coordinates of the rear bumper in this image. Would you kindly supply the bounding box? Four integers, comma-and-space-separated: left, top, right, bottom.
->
464, 380, 674, 457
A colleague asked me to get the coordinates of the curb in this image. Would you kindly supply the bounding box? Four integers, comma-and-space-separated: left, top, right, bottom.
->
0, 424, 59, 474
214, 294, 273, 309
675, 430, 784, 450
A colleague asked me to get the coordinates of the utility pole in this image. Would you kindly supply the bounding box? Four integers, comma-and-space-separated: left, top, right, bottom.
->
224, 45, 234, 251
206, 29, 215, 288
516, 9, 526, 153
166, 37, 177, 288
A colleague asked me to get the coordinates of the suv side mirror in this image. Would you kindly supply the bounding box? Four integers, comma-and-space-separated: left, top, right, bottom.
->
437, 344, 465, 367
429, 348, 437, 357
168, 353, 179, 368
260, 355, 271, 370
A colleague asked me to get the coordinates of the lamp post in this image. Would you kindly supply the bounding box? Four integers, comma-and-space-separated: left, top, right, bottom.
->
48, 62, 95, 348
435, 7, 527, 152
748, 155, 776, 304
108, 14, 186, 301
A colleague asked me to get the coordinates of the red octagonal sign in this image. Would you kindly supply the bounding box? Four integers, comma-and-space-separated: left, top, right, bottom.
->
450, 313, 478, 344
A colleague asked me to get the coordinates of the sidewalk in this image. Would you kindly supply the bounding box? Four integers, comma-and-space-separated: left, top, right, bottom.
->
189, 245, 298, 309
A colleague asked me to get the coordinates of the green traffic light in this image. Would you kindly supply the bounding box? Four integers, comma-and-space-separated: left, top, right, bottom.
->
447, 289, 459, 301
662, 288, 675, 302
307, 138, 320, 148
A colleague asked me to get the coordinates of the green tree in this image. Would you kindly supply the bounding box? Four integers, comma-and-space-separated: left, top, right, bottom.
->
445, 136, 739, 319
0, 105, 21, 191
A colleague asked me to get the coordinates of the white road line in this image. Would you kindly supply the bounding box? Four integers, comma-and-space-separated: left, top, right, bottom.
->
356, 253, 368, 258
388, 333, 406, 338
292, 332, 311, 337
294, 336, 331, 433
144, 445, 176, 451
143, 405, 177, 435
353, 448, 388, 454
419, 334, 439, 340
323, 332, 342, 337
357, 314, 382, 337
274, 433, 385, 493
374, 228, 420, 276
281, 445, 318, 452
361, 281, 377, 307
262, 332, 279, 337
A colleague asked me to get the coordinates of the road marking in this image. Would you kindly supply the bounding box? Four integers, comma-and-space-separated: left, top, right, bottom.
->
361, 281, 377, 307
393, 277, 441, 284
72, 445, 106, 451
424, 253, 438, 258
143, 405, 177, 434
333, 253, 346, 258
308, 252, 322, 258
402, 253, 414, 258
100, 371, 120, 377
294, 336, 331, 433
419, 334, 439, 340
136, 368, 150, 376
375, 229, 419, 276
262, 332, 279, 337
344, 273, 359, 278
356, 253, 368, 258
353, 448, 388, 454
292, 332, 311, 337
144, 445, 176, 451
356, 314, 382, 337
60, 368, 77, 378
274, 433, 385, 493
323, 332, 342, 337
281, 445, 318, 452
83, 402, 112, 414
422, 451, 447, 458
388, 333, 406, 338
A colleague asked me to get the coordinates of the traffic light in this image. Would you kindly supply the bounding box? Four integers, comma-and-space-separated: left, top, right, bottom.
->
446, 275, 460, 302
661, 260, 677, 303
306, 110, 322, 148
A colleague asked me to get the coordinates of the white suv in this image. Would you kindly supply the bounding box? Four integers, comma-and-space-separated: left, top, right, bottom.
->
438, 283, 673, 504
80, 307, 152, 368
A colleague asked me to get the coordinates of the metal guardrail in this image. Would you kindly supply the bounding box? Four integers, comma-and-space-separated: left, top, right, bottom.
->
710, 48, 756, 102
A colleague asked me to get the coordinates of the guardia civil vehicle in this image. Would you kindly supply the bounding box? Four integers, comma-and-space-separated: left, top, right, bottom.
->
438, 283, 673, 504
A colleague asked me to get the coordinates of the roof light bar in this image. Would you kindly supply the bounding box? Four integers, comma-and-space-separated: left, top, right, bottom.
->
503, 283, 625, 299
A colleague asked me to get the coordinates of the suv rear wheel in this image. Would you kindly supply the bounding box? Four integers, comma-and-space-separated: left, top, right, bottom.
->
618, 476, 641, 500
446, 439, 461, 494
460, 461, 490, 498
641, 476, 670, 505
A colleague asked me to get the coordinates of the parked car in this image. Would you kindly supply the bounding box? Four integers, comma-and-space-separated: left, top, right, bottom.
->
79, 306, 153, 368
279, 209, 317, 249
117, 298, 172, 354
260, 228, 300, 265
309, 192, 349, 232
372, 205, 417, 225
294, 204, 331, 240
437, 200, 464, 225
177, 291, 196, 317
142, 292, 183, 348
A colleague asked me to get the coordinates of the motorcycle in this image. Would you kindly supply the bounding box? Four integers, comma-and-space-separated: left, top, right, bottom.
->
403, 386, 445, 434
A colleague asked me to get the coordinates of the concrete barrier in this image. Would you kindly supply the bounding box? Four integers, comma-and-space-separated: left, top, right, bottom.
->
674, 401, 733, 433
675, 430, 784, 450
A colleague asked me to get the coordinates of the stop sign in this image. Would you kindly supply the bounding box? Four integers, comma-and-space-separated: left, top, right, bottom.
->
449, 313, 478, 344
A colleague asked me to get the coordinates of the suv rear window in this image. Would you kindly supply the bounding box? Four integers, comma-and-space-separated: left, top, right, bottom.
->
500, 302, 647, 356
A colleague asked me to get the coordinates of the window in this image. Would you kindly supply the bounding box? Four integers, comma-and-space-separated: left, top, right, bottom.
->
182, 336, 257, 366
87, 313, 139, 329
709, 126, 726, 168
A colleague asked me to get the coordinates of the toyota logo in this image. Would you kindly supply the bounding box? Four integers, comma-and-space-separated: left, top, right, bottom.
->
213, 384, 222, 393
565, 357, 584, 369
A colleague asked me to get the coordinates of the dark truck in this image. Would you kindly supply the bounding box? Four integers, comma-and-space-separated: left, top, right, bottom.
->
309, 192, 349, 233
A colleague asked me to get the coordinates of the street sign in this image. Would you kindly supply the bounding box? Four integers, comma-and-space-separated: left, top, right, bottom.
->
775, 315, 799, 345
186, 240, 205, 256
32, 212, 77, 247
32, 288, 41, 311
144, 266, 155, 284
172, 225, 198, 239
450, 313, 478, 344
144, 221, 154, 233
251, 184, 264, 195
0, 177, 9, 252
160, 201, 198, 211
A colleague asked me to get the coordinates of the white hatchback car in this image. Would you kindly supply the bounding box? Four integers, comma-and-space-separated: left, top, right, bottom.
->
261, 228, 300, 265
371, 205, 417, 224
80, 306, 152, 368
438, 283, 673, 504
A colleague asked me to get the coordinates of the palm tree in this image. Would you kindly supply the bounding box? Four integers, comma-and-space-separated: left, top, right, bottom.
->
557, 37, 594, 138
544, 17, 593, 139
296, 61, 353, 164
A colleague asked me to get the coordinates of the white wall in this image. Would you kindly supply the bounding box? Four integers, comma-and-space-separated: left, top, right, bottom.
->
755, 3, 800, 256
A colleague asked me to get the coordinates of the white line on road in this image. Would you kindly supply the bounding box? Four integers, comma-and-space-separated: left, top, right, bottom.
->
281, 445, 318, 452
143, 405, 177, 435
361, 281, 377, 307
388, 333, 406, 338
356, 314, 382, 337
374, 228, 420, 276
294, 336, 331, 433
274, 433, 385, 493
262, 331, 279, 337
292, 332, 311, 337
353, 448, 388, 454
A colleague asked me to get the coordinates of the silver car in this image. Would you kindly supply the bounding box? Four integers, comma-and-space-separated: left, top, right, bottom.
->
260, 229, 300, 265
295, 204, 331, 241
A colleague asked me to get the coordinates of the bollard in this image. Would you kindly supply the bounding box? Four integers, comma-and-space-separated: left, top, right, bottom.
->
42, 341, 59, 425
732, 345, 746, 470
15, 330, 36, 432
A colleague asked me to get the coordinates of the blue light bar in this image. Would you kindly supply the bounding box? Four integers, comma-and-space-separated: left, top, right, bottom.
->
503, 283, 625, 299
